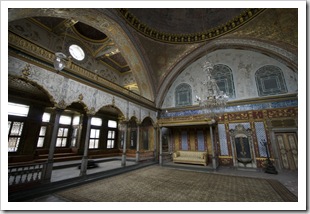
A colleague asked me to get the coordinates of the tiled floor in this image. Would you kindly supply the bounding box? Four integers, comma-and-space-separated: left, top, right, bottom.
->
26, 158, 298, 202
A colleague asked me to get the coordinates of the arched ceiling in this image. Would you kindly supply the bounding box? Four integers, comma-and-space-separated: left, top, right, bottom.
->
8, 8, 298, 107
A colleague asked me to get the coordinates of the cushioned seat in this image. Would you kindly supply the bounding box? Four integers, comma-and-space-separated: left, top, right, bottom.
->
173, 150, 208, 166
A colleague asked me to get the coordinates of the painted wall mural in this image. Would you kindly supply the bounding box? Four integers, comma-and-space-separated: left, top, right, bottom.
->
162, 49, 297, 108
8, 56, 157, 122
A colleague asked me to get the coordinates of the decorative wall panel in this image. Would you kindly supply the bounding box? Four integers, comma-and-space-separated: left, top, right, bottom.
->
8, 56, 157, 121
229, 122, 250, 131
254, 122, 267, 157
197, 130, 205, 151
218, 124, 228, 156
161, 49, 297, 109
181, 131, 188, 151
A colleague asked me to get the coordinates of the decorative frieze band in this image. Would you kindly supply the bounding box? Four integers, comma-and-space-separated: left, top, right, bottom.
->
118, 8, 265, 44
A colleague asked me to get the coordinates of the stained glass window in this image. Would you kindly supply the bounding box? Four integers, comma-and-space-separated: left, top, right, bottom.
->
255, 65, 287, 96
175, 83, 192, 107
212, 64, 235, 98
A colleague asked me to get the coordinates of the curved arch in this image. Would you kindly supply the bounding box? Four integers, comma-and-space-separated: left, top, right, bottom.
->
98, 104, 125, 119
128, 116, 139, 124
141, 116, 155, 127
8, 8, 155, 101
156, 38, 298, 108
8, 74, 56, 106
66, 100, 88, 114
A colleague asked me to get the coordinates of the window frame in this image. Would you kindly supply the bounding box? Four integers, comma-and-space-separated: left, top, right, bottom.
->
89, 127, 101, 149
255, 65, 288, 97
56, 125, 70, 147
175, 83, 192, 107
8, 118, 25, 152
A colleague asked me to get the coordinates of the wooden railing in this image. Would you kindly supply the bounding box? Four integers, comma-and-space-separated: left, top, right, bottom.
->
8, 162, 46, 190
139, 150, 156, 161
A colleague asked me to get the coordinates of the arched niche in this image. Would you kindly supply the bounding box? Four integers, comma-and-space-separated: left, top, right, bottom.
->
128, 117, 138, 150
229, 124, 257, 169
140, 117, 155, 151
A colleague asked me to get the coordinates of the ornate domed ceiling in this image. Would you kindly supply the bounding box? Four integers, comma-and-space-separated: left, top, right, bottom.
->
8, 8, 298, 104
118, 8, 264, 43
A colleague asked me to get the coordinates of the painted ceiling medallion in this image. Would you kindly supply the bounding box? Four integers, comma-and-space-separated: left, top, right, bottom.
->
118, 8, 265, 44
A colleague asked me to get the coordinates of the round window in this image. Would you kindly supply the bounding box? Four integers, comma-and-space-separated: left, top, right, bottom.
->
69, 44, 85, 61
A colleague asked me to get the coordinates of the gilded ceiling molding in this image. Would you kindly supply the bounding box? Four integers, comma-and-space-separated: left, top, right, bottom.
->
117, 8, 265, 44
8, 32, 154, 107
8, 8, 155, 101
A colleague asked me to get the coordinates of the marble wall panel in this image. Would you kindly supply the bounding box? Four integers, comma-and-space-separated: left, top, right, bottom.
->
8, 56, 157, 122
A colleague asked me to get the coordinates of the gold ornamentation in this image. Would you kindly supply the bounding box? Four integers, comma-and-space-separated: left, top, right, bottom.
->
78, 93, 83, 101
8, 32, 154, 107
22, 64, 31, 77
56, 99, 67, 109
117, 8, 265, 44
112, 96, 115, 106
86, 107, 96, 116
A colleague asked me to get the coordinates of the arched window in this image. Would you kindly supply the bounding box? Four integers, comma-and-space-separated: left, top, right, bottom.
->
255, 65, 287, 96
175, 83, 192, 107
212, 64, 235, 98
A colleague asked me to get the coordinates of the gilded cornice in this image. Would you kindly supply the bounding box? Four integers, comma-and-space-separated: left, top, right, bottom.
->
117, 8, 265, 44
158, 115, 215, 127
8, 31, 155, 109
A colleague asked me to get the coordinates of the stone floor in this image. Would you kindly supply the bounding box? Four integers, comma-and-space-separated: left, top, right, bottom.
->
26, 158, 298, 202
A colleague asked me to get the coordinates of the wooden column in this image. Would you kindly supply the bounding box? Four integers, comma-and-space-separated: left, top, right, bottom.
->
79, 113, 93, 177
136, 123, 140, 162
121, 121, 128, 166
159, 127, 163, 165
153, 125, 158, 161
42, 107, 63, 183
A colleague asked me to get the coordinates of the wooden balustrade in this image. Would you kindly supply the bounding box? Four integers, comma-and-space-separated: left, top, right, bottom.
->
8, 163, 46, 190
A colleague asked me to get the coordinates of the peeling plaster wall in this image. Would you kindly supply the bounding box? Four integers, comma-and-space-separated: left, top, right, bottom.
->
162, 49, 297, 108
9, 56, 157, 123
